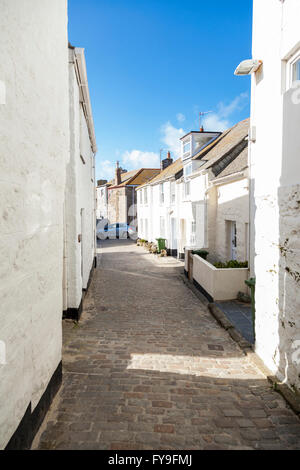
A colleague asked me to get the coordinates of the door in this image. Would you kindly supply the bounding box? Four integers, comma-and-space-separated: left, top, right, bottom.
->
180, 219, 186, 256
80, 208, 84, 283
171, 218, 177, 251
230, 221, 237, 260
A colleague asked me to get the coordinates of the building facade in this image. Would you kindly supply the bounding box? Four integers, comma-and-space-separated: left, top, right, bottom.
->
137, 121, 249, 266
0, 0, 97, 449
250, 0, 300, 390
0, 0, 69, 450
64, 46, 97, 321
98, 164, 160, 227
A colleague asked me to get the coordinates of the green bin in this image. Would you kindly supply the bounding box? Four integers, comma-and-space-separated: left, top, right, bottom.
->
245, 277, 256, 341
156, 238, 166, 253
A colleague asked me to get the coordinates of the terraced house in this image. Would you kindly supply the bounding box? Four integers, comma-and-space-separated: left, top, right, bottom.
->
97, 163, 160, 226
0, 0, 97, 449
137, 119, 250, 269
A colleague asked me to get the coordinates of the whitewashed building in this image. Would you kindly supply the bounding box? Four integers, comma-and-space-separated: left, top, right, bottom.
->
96, 181, 108, 221
248, 0, 300, 391
0, 0, 97, 449
64, 45, 97, 321
137, 133, 222, 259
137, 121, 250, 267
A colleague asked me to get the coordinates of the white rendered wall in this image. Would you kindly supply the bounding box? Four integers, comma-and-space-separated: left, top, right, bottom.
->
66, 58, 96, 311
251, 0, 300, 389
0, 0, 69, 449
96, 186, 108, 220
208, 178, 249, 263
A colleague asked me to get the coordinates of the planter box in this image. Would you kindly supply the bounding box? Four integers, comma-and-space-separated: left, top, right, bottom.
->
192, 255, 249, 302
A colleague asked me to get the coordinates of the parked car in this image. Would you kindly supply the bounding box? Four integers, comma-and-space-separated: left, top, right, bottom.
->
97, 223, 137, 240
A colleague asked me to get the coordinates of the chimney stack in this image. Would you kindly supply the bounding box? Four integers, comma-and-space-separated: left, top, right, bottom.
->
200, 126, 204, 132
161, 151, 173, 171
115, 161, 121, 186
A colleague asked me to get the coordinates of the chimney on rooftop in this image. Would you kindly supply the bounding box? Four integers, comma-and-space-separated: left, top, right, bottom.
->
115, 161, 121, 186
161, 151, 173, 171
200, 126, 204, 132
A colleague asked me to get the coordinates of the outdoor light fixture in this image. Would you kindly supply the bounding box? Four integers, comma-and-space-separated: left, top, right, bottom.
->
234, 59, 262, 76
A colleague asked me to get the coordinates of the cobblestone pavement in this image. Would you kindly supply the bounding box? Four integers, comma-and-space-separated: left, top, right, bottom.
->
34, 240, 300, 450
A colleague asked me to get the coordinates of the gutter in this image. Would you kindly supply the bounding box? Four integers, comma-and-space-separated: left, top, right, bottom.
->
73, 48, 97, 154
209, 170, 248, 187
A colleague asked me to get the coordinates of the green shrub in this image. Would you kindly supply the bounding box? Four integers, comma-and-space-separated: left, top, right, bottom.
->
192, 250, 209, 260
214, 260, 248, 269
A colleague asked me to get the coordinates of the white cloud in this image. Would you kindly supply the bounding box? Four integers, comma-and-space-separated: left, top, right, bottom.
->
203, 92, 249, 132
160, 121, 186, 158
176, 113, 186, 123
97, 159, 116, 181
202, 114, 230, 132
122, 150, 160, 169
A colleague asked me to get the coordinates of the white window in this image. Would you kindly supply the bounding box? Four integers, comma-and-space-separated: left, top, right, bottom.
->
287, 51, 300, 89
170, 182, 176, 205
190, 221, 196, 246
160, 184, 164, 205
293, 58, 300, 82
183, 141, 191, 156
139, 190, 143, 205
185, 181, 191, 199
184, 163, 192, 178
144, 188, 148, 205
160, 217, 166, 237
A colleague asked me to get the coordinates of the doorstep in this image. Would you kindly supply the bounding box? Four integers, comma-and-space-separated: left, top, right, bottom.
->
215, 300, 254, 345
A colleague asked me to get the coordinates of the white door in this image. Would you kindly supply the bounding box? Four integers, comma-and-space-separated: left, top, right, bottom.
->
171, 218, 177, 250
180, 219, 186, 254
230, 221, 237, 260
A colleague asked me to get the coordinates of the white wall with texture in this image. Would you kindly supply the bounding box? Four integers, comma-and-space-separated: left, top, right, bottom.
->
0, 0, 69, 448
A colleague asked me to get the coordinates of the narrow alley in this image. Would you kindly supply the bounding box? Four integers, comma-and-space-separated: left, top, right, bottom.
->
34, 240, 300, 450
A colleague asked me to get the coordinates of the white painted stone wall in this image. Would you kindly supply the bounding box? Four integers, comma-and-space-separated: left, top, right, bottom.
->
0, 0, 69, 448
96, 186, 108, 220
208, 177, 250, 263
193, 255, 248, 301
137, 172, 208, 257
66, 49, 96, 312
250, 0, 300, 390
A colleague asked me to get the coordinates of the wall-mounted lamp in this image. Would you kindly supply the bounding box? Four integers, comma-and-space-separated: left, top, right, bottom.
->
234, 59, 262, 76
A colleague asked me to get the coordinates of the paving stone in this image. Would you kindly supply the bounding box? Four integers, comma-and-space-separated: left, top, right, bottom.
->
33, 240, 300, 450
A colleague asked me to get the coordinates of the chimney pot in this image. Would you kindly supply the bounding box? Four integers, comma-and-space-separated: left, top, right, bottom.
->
115, 161, 121, 185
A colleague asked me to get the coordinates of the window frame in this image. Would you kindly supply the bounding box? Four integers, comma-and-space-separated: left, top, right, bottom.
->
287, 49, 300, 90
160, 183, 165, 205
170, 181, 176, 205
184, 180, 191, 199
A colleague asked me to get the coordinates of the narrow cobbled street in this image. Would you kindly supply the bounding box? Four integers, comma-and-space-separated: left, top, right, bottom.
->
34, 241, 300, 450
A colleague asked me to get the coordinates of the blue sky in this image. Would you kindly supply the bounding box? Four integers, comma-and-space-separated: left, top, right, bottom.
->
68, 0, 253, 181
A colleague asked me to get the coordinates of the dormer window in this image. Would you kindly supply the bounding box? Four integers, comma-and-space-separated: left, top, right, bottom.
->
183, 141, 191, 156
292, 57, 300, 82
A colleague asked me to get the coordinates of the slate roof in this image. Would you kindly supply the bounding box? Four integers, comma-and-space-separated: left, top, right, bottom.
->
108, 168, 161, 189
107, 169, 140, 187
138, 158, 183, 188
211, 146, 248, 180
192, 118, 249, 167
194, 118, 250, 181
